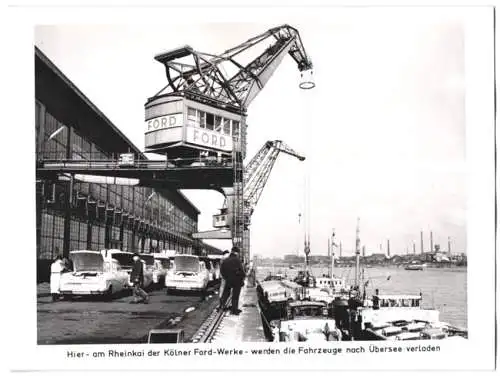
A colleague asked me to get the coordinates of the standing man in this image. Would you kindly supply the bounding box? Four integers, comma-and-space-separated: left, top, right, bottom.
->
217, 250, 230, 310
50, 255, 64, 302
220, 246, 246, 315
130, 253, 149, 304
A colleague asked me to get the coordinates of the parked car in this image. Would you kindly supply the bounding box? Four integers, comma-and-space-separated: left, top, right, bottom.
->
200, 256, 218, 283
165, 254, 210, 294
152, 253, 172, 286
101, 249, 153, 289
207, 254, 223, 281
58, 250, 130, 299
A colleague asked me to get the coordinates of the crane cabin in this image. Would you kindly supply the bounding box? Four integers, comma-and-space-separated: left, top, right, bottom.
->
144, 92, 246, 163
144, 43, 249, 164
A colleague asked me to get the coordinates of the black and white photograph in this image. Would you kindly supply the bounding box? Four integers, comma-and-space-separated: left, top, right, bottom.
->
4, 3, 495, 373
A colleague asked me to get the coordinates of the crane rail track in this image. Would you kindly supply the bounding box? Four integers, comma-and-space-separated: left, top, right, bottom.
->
190, 301, 229, 343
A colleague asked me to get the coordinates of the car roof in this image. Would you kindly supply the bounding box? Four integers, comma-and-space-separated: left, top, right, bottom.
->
70, 250, 99, 254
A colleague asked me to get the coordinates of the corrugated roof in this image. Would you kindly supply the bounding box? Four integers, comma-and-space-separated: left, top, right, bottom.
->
35, 46, 143, 157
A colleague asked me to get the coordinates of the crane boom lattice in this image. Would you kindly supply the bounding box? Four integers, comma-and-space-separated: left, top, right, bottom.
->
153, 25, 313, 112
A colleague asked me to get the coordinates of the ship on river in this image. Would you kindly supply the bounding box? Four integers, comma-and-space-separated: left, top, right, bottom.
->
256, 277, 345, 341
404, 261, 427, 271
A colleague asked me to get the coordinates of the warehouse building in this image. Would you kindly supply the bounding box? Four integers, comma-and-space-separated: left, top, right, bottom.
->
35, 47, 220, 281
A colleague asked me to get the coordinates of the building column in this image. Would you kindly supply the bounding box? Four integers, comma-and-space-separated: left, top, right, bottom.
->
36, 184, 43, 259
87, 220, 92, 249
131, 229, 136, 253
62, 126, 73, 258
104, 223, 111, 249
119, 222, 124, 251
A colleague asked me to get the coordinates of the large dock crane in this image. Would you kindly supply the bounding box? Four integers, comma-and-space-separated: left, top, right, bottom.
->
193, 140, 305, 257
37, 25, 314, 263
146, 25, 314, 262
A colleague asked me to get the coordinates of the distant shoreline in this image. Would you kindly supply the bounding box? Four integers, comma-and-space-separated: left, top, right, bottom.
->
257, 263, 468, 271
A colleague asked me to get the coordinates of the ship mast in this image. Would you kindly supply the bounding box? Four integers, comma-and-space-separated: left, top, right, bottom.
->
304, 235, 311, 271
354, 217, 361, 289
330, 228, 336, 279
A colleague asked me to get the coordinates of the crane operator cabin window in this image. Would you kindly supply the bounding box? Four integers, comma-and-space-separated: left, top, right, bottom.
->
187, 107, 240, 138
206, 113, 215, 131
223, 119, 231, 135
187, 108, 198, 127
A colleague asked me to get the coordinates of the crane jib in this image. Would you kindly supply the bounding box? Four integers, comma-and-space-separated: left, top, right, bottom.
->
150, 25, 313, 111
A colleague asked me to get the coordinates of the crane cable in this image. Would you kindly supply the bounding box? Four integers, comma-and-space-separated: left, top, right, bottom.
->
302, 82, 313, 262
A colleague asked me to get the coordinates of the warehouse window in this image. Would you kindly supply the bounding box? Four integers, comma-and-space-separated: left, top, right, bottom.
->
109, 184, 122, 209
39, 212, 65, 260
39, 212, 54, 259
90, 184, 107, 203
134, 188, 145, 217
72, 131, 83, 159
91, 224, 105, 251
70, 219, 87, 251
122, 187, 133, 212
123, 229, 132, 252
110, 225, 121, 249
35, 101, 42, 153
43, 112, 68, 159
74, 181, 90, 196
143, 237, 150, 253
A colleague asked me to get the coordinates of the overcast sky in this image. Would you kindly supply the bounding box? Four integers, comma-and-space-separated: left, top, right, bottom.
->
35, 11, 467, 257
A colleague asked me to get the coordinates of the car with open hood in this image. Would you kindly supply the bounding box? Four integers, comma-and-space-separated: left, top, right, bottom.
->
58, 250, 130, 299
165, 254, 209, 294
101, 249, 153, 288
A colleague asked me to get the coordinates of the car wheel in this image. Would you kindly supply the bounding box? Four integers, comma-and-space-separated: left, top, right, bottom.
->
200, 287, 208, 299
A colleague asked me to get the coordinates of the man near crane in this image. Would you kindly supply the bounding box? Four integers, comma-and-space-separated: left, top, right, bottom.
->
219, 246, 246, 315
217, 250, 231, 308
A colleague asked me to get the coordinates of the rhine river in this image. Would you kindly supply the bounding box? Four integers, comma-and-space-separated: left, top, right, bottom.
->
256, 265, 467, 330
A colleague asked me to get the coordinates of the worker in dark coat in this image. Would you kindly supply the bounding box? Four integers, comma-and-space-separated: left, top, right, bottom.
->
218, 250, 231, 308
130, 253, 149, 304
219, 246, 246, 314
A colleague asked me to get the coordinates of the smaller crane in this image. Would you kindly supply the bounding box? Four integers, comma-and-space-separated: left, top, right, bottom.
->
193, 140, 305, 239
220, 140, 305, 233
243, 140, 305, 219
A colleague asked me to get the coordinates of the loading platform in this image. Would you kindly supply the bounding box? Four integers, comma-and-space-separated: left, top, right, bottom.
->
36, 158, 234, 191
211, 284, 266, 343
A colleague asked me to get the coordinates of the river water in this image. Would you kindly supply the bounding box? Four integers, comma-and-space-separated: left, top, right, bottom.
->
255, 265, 467, 329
